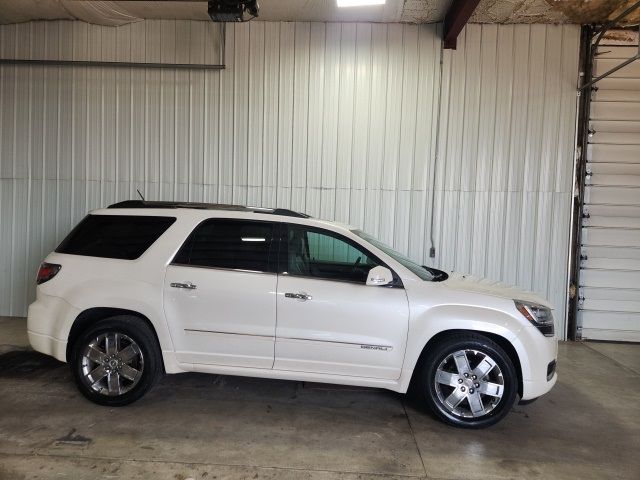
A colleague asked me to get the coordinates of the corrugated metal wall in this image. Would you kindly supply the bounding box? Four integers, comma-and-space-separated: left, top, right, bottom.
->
434, 24, 580, 339
0, 20, 580, 337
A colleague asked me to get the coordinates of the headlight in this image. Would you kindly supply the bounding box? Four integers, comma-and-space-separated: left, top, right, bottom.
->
515, 301, 555, 337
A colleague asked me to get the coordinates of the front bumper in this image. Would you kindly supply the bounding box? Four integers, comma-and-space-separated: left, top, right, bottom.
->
27, 292, 80, 363
516, 325, 558, 401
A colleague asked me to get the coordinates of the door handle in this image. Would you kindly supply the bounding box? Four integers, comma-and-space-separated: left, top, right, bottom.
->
170, 282, 197, 290
285, 292, 312, 301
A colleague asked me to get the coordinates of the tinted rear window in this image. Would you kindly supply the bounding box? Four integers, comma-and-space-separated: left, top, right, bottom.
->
173, 219, 275, 272
56, 214, 176, 260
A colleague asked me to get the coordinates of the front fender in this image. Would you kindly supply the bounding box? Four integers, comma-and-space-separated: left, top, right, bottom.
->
397, 304, 531, 393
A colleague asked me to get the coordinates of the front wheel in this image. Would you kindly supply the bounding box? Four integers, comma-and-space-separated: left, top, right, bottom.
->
70, 315, 162, 406
415, 333, 518, 428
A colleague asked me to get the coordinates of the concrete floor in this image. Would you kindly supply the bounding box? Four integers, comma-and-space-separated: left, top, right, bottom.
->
1, 317, 639, 480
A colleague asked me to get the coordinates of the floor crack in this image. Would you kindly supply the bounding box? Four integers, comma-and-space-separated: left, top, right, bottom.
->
402, 399, 429, 479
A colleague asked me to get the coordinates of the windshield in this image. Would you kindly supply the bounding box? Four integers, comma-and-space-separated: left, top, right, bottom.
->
351, 230, 435, 281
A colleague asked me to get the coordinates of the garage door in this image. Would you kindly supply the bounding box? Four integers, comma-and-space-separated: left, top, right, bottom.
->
579, 42, 640, 342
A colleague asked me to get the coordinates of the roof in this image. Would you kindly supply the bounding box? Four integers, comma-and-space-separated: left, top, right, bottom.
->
107, 200, 312, 219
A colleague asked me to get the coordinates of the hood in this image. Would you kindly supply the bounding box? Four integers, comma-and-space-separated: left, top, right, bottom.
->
441, 272, 554, 309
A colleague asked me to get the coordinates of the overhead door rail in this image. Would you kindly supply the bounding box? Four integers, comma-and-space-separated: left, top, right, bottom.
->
581, 0, 640, 90
0, 22, 226, 70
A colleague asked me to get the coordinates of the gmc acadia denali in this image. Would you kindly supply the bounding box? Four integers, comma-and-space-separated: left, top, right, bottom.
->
28, 200, 558, 428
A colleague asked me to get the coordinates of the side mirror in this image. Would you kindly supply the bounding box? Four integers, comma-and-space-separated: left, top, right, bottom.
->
366, 266, 393, 286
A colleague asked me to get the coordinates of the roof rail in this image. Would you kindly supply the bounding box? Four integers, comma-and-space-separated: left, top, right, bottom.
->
107, 200, 311, 218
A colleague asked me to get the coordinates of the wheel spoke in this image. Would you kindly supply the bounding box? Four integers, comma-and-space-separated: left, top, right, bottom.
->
119, 345, 138, 363
435, 370, 461, 387
452, 350, 472, 375
473, 354, 497, 379
105, 333, 119, 355
85, 345, 107, 364
107, 372, 120, 395
120, 364, 140, 382
467, 392, 486, 417
478, 381, 504, 398
86, 365, 107, 384
444, 388, 466, 410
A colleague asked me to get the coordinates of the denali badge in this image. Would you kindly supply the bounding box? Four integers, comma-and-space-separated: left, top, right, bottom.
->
360, 345, 390, 351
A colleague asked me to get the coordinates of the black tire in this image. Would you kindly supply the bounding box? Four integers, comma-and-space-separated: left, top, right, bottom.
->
414, 333, 518, 428
70, 315, 162, 406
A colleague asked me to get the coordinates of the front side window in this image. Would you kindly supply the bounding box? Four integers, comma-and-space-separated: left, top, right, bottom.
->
173, 219, 275, 273
285, 225, 382, 283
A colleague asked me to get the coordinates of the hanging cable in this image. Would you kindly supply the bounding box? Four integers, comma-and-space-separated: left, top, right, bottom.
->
428, 34, 445, 259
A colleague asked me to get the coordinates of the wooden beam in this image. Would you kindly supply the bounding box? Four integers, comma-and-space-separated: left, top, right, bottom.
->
443, 0, 481, 49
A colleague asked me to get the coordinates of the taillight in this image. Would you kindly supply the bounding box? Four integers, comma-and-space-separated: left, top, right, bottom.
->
36, 262, 61, 285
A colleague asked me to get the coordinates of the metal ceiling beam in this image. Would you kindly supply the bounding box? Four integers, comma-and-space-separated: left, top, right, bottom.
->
443, 0, 481, 50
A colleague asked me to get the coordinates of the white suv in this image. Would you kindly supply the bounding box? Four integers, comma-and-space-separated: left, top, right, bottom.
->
28, 201, 557, 428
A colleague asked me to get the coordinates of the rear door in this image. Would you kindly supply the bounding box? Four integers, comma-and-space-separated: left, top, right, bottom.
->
163, 218, 278, 368
274, 224, 409, 380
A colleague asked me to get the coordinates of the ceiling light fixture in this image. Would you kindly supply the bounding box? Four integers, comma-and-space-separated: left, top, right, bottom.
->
337, 0, 386, 7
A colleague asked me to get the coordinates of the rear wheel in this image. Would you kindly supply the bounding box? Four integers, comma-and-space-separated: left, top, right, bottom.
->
70, 315, 162, 406
415, 333, 518, 428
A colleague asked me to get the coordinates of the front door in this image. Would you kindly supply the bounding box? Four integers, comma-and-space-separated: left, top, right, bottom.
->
274, 224, 409, 380
164, 218, 278, 368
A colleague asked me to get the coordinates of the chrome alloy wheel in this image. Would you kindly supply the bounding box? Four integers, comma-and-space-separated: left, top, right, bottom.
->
80, 332, 144, 396
434, 349, 505, 418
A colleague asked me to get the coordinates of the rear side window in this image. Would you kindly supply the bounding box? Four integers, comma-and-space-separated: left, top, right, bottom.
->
56, 215, 176, 260
173, 219, 275, 273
